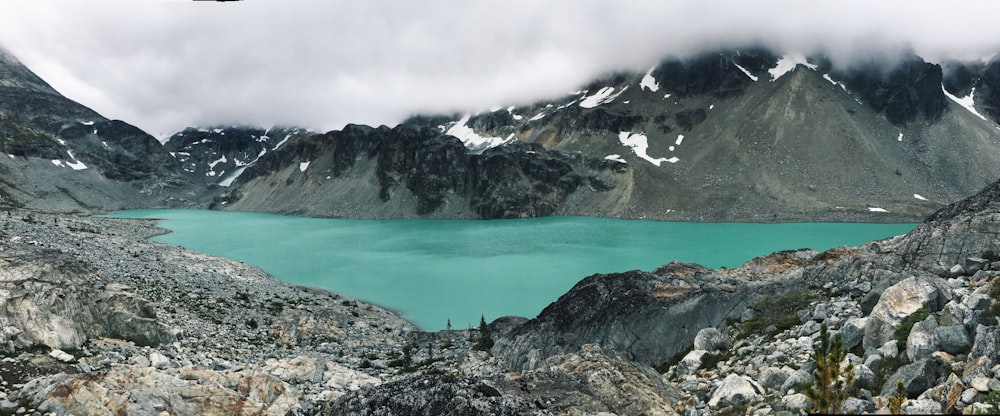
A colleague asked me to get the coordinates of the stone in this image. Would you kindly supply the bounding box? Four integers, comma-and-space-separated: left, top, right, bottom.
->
708, 374, 762, 408
964, 257, 990, 274
780, 368, 812, 393
864, 276, 941, 350
936, 325, 972, 355
906, 316, 939, 361
940, 300, 969, 326
864, 354, 882, 371
881, 357, 945, 398
948, 264, 965, 277
901, 399, 942, 414
840, 317, 866, 351
756, 367, 790, 390
48, 349, 74, 363
962, 387, 979, 402
149, 352, 170, 370
964, 325, 1000, 381
778, 393, 809, 413
677, 350, 707, 376
693, 327, 731, 352
812, 303, 829, 321
842, 397, 875, 414
853, 364, 877, 390
971, 376, 991, 392
879, 340, 899, 359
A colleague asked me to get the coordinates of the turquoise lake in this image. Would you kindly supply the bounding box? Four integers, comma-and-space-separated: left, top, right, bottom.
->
107, 209, 915, 330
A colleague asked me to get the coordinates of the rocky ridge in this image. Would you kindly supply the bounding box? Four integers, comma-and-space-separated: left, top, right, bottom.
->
5, 177, 1000, 414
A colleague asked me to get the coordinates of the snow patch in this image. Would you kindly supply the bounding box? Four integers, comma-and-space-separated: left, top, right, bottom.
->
868, 207, 889, 213
444, 114, 514, 154
709, 104, 714, 110
299, 161, 311, 172
528, 112, 547, 121
51, 159, 64, 167
208, 155, 228, 169
823, 74, 848, 91
897, 132, 903, 142
64, 150, 87, 170
733, 63, 758, 81
768, 54, 817, 81
640, 65, 660, 92
579, 86, 627, 108
913, 194, 928, 201
102, 141, 109, 149
218, 167, 248, 187
942, 85, 988, 121
663, 93, 671, 99
675, 135, 684, 146
506, 106, 523, 120
212, 128, 224, 134
273, 134, 293, 151
80, 121, 94, 126
604, 154, 627, 164
618, 132, 678, 166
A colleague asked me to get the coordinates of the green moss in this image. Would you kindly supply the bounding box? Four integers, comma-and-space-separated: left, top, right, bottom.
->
893, 307, 930, 349
739, 289, 813, 337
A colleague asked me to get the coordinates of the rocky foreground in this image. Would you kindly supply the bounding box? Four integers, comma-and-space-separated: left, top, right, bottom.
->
3, 179, 1000, 415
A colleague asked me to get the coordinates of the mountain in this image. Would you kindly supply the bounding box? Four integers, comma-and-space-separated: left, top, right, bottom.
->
0, 47, 200, 212
162, 125, 312, 187
215, 48, 1000, 222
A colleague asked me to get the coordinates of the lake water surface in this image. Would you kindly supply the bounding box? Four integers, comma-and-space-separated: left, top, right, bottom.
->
107, 209, 914, 330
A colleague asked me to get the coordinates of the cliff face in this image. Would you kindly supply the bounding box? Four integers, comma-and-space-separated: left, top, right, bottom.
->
214, 124, 628, 219
215, 48, 1000, 222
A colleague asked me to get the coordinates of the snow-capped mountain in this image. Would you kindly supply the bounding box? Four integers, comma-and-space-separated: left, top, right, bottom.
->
164, 126, 312, 187
216, 47, 1000, 221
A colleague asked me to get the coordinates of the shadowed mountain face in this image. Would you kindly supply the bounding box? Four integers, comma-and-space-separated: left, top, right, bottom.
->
215, 48, 1000, 222
2, 46, 1000, 221
0, 47, 203, 213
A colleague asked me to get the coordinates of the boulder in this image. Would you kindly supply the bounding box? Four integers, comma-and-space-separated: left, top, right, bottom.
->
853, 364, 877, 390
864, 276, 941, 350
842, 397, 876, 414
905, 316, 940, 361
693, 327, 731, 352
901, 399, 943, 414
840, 317, 866, 351
708, 374, 763, 408
936, 325, 972, 355
964, 325, 1000, 382
756, 366, 790, 391
964, 257, 990, 274
779, 393, 810, 413
780, 368, 813, 393
881, 357, 945, 399
677, 350, 707, 376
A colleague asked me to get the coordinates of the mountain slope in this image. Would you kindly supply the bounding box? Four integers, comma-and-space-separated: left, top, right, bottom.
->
220, 48, 1000, 221
0, 47, 199, 212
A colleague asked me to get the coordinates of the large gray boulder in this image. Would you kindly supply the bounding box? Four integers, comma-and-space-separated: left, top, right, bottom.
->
863, 276, 941, 350
963, 325, 1000, 382
693, 327, 731, 352
906, 316, 940, 361
935, 325, 972, 355
708, 374, 763, 408
881, 357, 945, 399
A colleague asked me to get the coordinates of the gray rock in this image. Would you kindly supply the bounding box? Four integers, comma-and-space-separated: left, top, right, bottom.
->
906, 316, 939, 361
964, 325, 1000, 382
853, 364, 877, 390
864, 354, 882, 372
964, 257, 990, 274
902, 399, 943, 414
936, 325, 972, 355
812, 303, 829, 321
881, 357, 945, 398
840, 317, 866, 351
693, 327, 731, 352
778, 393, 810, 413
879, 340, 900, 359
863, 276, 941, 350
842, 397, 875, 414
940, 300, 969, 326
948, 264, 965, 277
708, 374, 762, 408
677, 350, 707, 376
780, 368, 812, 393
756, 367, 790, 390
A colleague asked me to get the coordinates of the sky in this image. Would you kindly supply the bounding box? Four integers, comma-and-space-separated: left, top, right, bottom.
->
1, 1, 1000, 139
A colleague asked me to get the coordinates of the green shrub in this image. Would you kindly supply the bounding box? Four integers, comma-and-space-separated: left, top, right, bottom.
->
739, 289, 812, 337
893, 307, 929, 350
804, 323, 854, 414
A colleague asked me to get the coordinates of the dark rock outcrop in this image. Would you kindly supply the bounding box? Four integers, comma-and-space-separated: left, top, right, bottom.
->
836, 54, 947, 125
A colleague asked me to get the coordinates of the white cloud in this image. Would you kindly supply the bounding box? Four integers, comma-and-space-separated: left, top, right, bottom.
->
0, 0, 998, 136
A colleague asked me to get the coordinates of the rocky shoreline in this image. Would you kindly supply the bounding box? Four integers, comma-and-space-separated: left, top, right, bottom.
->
3, 177, 1000, 414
